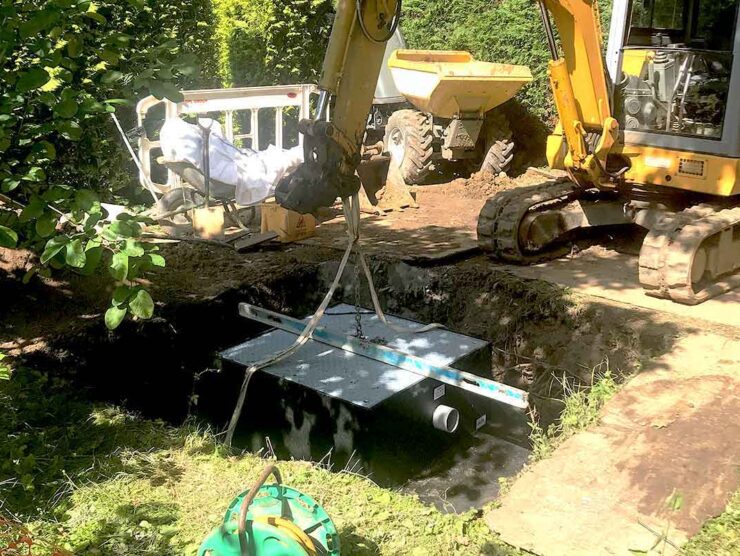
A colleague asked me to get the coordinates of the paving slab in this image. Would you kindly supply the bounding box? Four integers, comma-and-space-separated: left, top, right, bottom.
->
486, 332, 740, 555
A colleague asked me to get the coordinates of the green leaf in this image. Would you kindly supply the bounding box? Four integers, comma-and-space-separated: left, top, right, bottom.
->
22, 267, 38, 284
41, 236, 69, 264
107, 219, 139, 238
99, 49, 119, 64
100, 70, 123, 85
2, 179, 20, 192
35, 213, 58, 238
149, 80, 184, 103
105, 305, 127, 330
668, 490, 683, 512
42, 184, 72, 203
123, 238, 144, 257
65, 239, 86, 268
79, 243, 102, 275
74, 189, 100, 212
17, 68, 51, 92
109, 252, 128, 281
20, 11, 60, 39
129, 289, 154, 319
103, 98, 132, 107
84, 10, 107, 24
31, 140, 57, 161
112, 285, 132, 307
148, 253, 165, 267
67, 36, 83, 58
22, 167, 46, 182
54, 97, 78, 118
56, 120, 82, 141
19, 197, 45, 223
0, 224, 17, 248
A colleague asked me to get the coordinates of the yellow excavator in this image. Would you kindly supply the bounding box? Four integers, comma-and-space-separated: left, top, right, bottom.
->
276, 0, 740, 305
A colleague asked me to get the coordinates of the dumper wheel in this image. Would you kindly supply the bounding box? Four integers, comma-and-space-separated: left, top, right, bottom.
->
480, 111, 514, 176
384, 109, 434, 184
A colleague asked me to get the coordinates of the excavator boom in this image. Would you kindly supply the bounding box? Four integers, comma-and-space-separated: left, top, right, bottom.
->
276, 0, 618, 214
275, 0, 401, 214
540, 0, 612, 128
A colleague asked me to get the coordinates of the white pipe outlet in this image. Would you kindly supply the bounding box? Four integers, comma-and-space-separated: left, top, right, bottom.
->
432, 405, 460, 434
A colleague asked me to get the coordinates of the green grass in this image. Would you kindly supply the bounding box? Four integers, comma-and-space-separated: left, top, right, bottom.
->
2, 361, 736, 555
0, 365, 518, 555
683, 490, 740, 556
528, 365, 619, 463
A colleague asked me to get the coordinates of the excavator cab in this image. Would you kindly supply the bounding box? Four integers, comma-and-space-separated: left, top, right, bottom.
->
613, 0, 738, 145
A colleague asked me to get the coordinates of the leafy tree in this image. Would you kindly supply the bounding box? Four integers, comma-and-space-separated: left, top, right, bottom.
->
213, 0, 332, 87
0, 0, 212, 328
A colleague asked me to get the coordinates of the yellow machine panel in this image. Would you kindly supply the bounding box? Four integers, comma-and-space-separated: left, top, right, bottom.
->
621, 49, 654, 78
617, 145, 740, 197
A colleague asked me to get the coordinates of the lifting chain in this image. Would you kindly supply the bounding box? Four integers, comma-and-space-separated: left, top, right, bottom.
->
353, 252, 365, 340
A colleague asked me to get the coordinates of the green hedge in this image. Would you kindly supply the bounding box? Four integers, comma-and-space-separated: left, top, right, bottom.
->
213, 0, 333, 87
402, 0, 613, 125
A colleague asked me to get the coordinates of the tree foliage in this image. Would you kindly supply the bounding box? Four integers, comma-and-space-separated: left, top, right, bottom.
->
402, 0, 613, 125
0, 0, 218, 328
213, 0, 332, 87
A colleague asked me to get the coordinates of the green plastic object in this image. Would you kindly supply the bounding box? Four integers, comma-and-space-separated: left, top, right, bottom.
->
198, 483, 341, 556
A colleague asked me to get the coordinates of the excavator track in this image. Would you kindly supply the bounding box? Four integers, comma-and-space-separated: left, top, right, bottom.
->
639, 204, 740, 305
477, 179, 579, 263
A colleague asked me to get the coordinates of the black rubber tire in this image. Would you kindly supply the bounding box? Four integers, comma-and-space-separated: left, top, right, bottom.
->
383, 109, 434, 184
156, 187, 205, 214
480, 111, 514, 176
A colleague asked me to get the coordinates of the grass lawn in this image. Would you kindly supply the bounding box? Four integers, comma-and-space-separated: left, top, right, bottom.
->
1, 363, 736, 555
0, 365, 517, 555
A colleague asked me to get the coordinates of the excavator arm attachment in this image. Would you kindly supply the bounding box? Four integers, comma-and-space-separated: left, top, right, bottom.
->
276, 0, 401, 214
538, 0, 620, 184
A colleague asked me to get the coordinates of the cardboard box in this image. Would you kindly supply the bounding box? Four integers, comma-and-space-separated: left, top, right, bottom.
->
260, 201, 316, 243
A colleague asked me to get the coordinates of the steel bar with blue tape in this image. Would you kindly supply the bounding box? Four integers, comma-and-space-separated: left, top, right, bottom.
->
238, 303, 528, 409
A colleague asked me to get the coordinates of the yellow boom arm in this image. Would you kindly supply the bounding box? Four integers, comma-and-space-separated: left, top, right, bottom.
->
275, 0, 618, 214
539, 0, 620, 184
275, 0, 401, 214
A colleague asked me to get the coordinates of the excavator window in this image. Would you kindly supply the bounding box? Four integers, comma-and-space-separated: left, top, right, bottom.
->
630, 0, 685, 32
615, 0, 738, 140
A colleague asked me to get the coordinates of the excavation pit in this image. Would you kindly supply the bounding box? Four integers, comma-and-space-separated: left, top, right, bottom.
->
213, 304, 530, 512
8, 242, 686, 516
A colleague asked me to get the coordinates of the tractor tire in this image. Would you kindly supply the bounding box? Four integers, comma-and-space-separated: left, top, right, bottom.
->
384, 109, 435, 184
480, 110, 514, 176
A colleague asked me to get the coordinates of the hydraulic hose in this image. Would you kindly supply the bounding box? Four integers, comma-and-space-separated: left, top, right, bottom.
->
355, 0, 402, 44
238, 464, 284, 556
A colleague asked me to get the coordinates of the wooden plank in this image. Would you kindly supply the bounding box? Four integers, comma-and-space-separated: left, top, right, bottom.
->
233, 231, 278, 251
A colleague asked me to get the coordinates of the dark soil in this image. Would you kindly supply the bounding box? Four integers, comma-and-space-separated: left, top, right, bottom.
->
0, 169, 687, 428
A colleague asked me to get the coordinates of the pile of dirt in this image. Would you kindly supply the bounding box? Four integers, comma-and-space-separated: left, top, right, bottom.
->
428, 167, 560, 200
457, 172, 519, 199
0, 241, 336, 357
